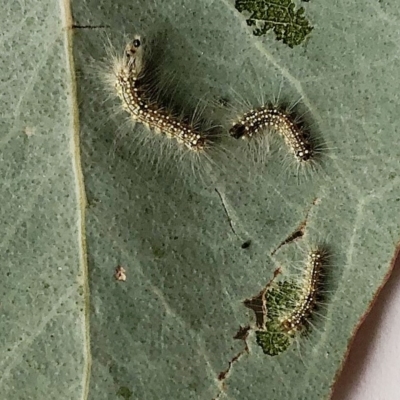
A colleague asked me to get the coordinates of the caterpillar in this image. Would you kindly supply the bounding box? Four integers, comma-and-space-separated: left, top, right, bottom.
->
279, 248, 327, 334
230, 104, 314, 163
255, 246, 329, 356
111, 36, 210, 154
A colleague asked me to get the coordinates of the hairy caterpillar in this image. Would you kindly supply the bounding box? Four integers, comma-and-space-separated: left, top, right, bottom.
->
216, 75, 327, 178
279, 248, 327, 334
255, 245, 330, 356
112, 36, 209, 153
230, 104, 314, 163
92, 33, 225, 180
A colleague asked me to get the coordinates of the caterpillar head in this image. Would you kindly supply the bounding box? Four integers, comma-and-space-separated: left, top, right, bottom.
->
123, 35, 144, 77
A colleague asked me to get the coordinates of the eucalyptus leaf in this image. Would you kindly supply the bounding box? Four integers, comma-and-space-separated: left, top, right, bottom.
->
2, 1, 400, 400
1, 1, 88, 400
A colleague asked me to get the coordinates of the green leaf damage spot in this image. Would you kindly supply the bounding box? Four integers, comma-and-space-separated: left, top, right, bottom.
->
235, 0, 314, 47
255, 281, 301, 356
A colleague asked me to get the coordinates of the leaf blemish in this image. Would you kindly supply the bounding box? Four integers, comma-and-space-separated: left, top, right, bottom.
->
241, 239, 252, 249
114, 265, 127, 282
213, 326, 250, 399
234, 0, 314, 48
213, 269, 281, 399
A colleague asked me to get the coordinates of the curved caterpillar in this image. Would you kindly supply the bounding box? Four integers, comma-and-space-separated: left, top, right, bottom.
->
230, 105, 314, 163
229, 103, 316, 166
110, 35, 210, 155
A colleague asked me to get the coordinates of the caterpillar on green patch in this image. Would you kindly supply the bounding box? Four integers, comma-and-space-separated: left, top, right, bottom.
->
255, 246, 329, 356
279, 248, 327, 334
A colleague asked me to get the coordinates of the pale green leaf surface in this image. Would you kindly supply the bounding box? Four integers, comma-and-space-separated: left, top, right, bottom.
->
0, 1, 88, 400
70, 0, 400, 399
3, 0, 400, 399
